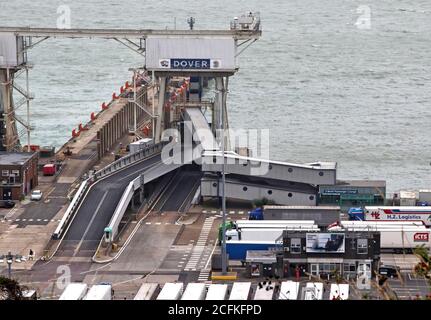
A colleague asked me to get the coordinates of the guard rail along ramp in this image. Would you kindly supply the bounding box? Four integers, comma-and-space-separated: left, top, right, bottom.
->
104, 175, 143, 243
93, 141, 167, 180
52, 179, 90, 240
52, 141, 167, 240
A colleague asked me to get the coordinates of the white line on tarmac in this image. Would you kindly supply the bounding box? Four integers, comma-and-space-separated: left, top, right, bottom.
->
73, 190, 108, 256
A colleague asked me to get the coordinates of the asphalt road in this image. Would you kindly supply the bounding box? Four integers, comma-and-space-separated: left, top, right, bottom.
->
57, 154, 163, 256
155, 169, 202, 212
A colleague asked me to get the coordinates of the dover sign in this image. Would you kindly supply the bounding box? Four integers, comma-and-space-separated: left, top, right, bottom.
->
159, 58, 221, 70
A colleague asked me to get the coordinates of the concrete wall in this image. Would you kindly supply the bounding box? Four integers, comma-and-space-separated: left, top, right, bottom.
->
97, 91, 147, 159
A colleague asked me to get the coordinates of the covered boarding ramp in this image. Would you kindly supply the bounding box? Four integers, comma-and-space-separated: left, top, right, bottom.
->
201, 150, 337, 186
201, 173, 318, 206
182, 107, 219, 153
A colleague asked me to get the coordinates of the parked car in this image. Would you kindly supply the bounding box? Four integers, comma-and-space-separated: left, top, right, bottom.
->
378, 265, 401, 278
30, 190, 43, 201
0, 200, 15, 208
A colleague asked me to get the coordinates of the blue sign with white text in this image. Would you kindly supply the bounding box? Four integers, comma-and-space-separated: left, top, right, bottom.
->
171, 59, 211, 69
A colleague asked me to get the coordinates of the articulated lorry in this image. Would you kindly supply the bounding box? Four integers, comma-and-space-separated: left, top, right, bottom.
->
329, 221, 431, 252
348, 206, 431, 226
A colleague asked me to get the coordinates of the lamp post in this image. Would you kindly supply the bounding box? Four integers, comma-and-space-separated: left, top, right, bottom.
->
6, 251, 13, 278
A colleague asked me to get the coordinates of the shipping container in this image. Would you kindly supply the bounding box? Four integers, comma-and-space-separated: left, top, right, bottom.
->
236, 220, 317, 229
278, 281, 300, 300
229, 282, 251, 300
262, 206, 341, 227
84, 284, 112, 300
205, 284, 228, 300
134, 283, 160, 300
181, 283, 207, 300
419, 190, 431, 204
400, 191, 417, 206
59, 283, 88, 300
156, 282, 184, 300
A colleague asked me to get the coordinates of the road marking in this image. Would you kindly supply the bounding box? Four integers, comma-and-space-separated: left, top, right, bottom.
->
155, 222, 161, 225
28, 219, 33, 222
15, 219, 20, 222
73, 190, 109, 256
37, 219, 41, 222
43, 219, 48, 222
202, 210, 207, 214
22, 219, 27, 221
146, 222, 151, 225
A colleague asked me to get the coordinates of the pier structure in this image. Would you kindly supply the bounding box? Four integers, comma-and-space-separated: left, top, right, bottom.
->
0, 14, 341, 281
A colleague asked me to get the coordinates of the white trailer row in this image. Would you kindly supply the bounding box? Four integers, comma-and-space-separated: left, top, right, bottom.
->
59, 283, 112, 300
84, 281, 349, 301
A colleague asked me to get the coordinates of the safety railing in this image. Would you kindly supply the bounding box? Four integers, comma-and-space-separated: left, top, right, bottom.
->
93, 141, 167, 180
104, 175, 143, 243
52, 179, 89, 240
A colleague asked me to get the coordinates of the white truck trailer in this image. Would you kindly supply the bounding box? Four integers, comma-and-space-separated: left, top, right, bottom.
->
59, 283, 88, 300
181, 283, 207, 300
228, 227, 319, 242
349, 206, 431, 226
253, 284, 275, 300
134, 283, 160, 300
329, 223, 431, 251
229, 282, 251, 300
235, 220, 317, 229
329, 283, 349, 300
156, 282, 184, 300
206, 284, 228, 300
84, 284, 112, 300
278, 281, 300, 300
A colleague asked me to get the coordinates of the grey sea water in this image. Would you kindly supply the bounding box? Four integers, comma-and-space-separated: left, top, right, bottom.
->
1, 0, 430, 193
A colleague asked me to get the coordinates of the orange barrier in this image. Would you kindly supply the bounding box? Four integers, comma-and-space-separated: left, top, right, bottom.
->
72, 129, 79, 137
102, 102, 108, 110
112, 93, 119, 100
91, 112, 96, 121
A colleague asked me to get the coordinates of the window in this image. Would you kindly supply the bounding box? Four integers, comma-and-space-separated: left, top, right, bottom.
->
12, 170, 20, 177
2, 170, 9, 177
319, 172, 324, 176
290, 238, 301, 254
267, 190, 272, 195
343, 263, 356, 273
288, 193, 293, 198
243, 186, 248, 192
357, 238, 368, 254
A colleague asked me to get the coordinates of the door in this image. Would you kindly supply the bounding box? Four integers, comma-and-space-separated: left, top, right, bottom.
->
310, 264, 319, 276
2, 187, 12, 200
